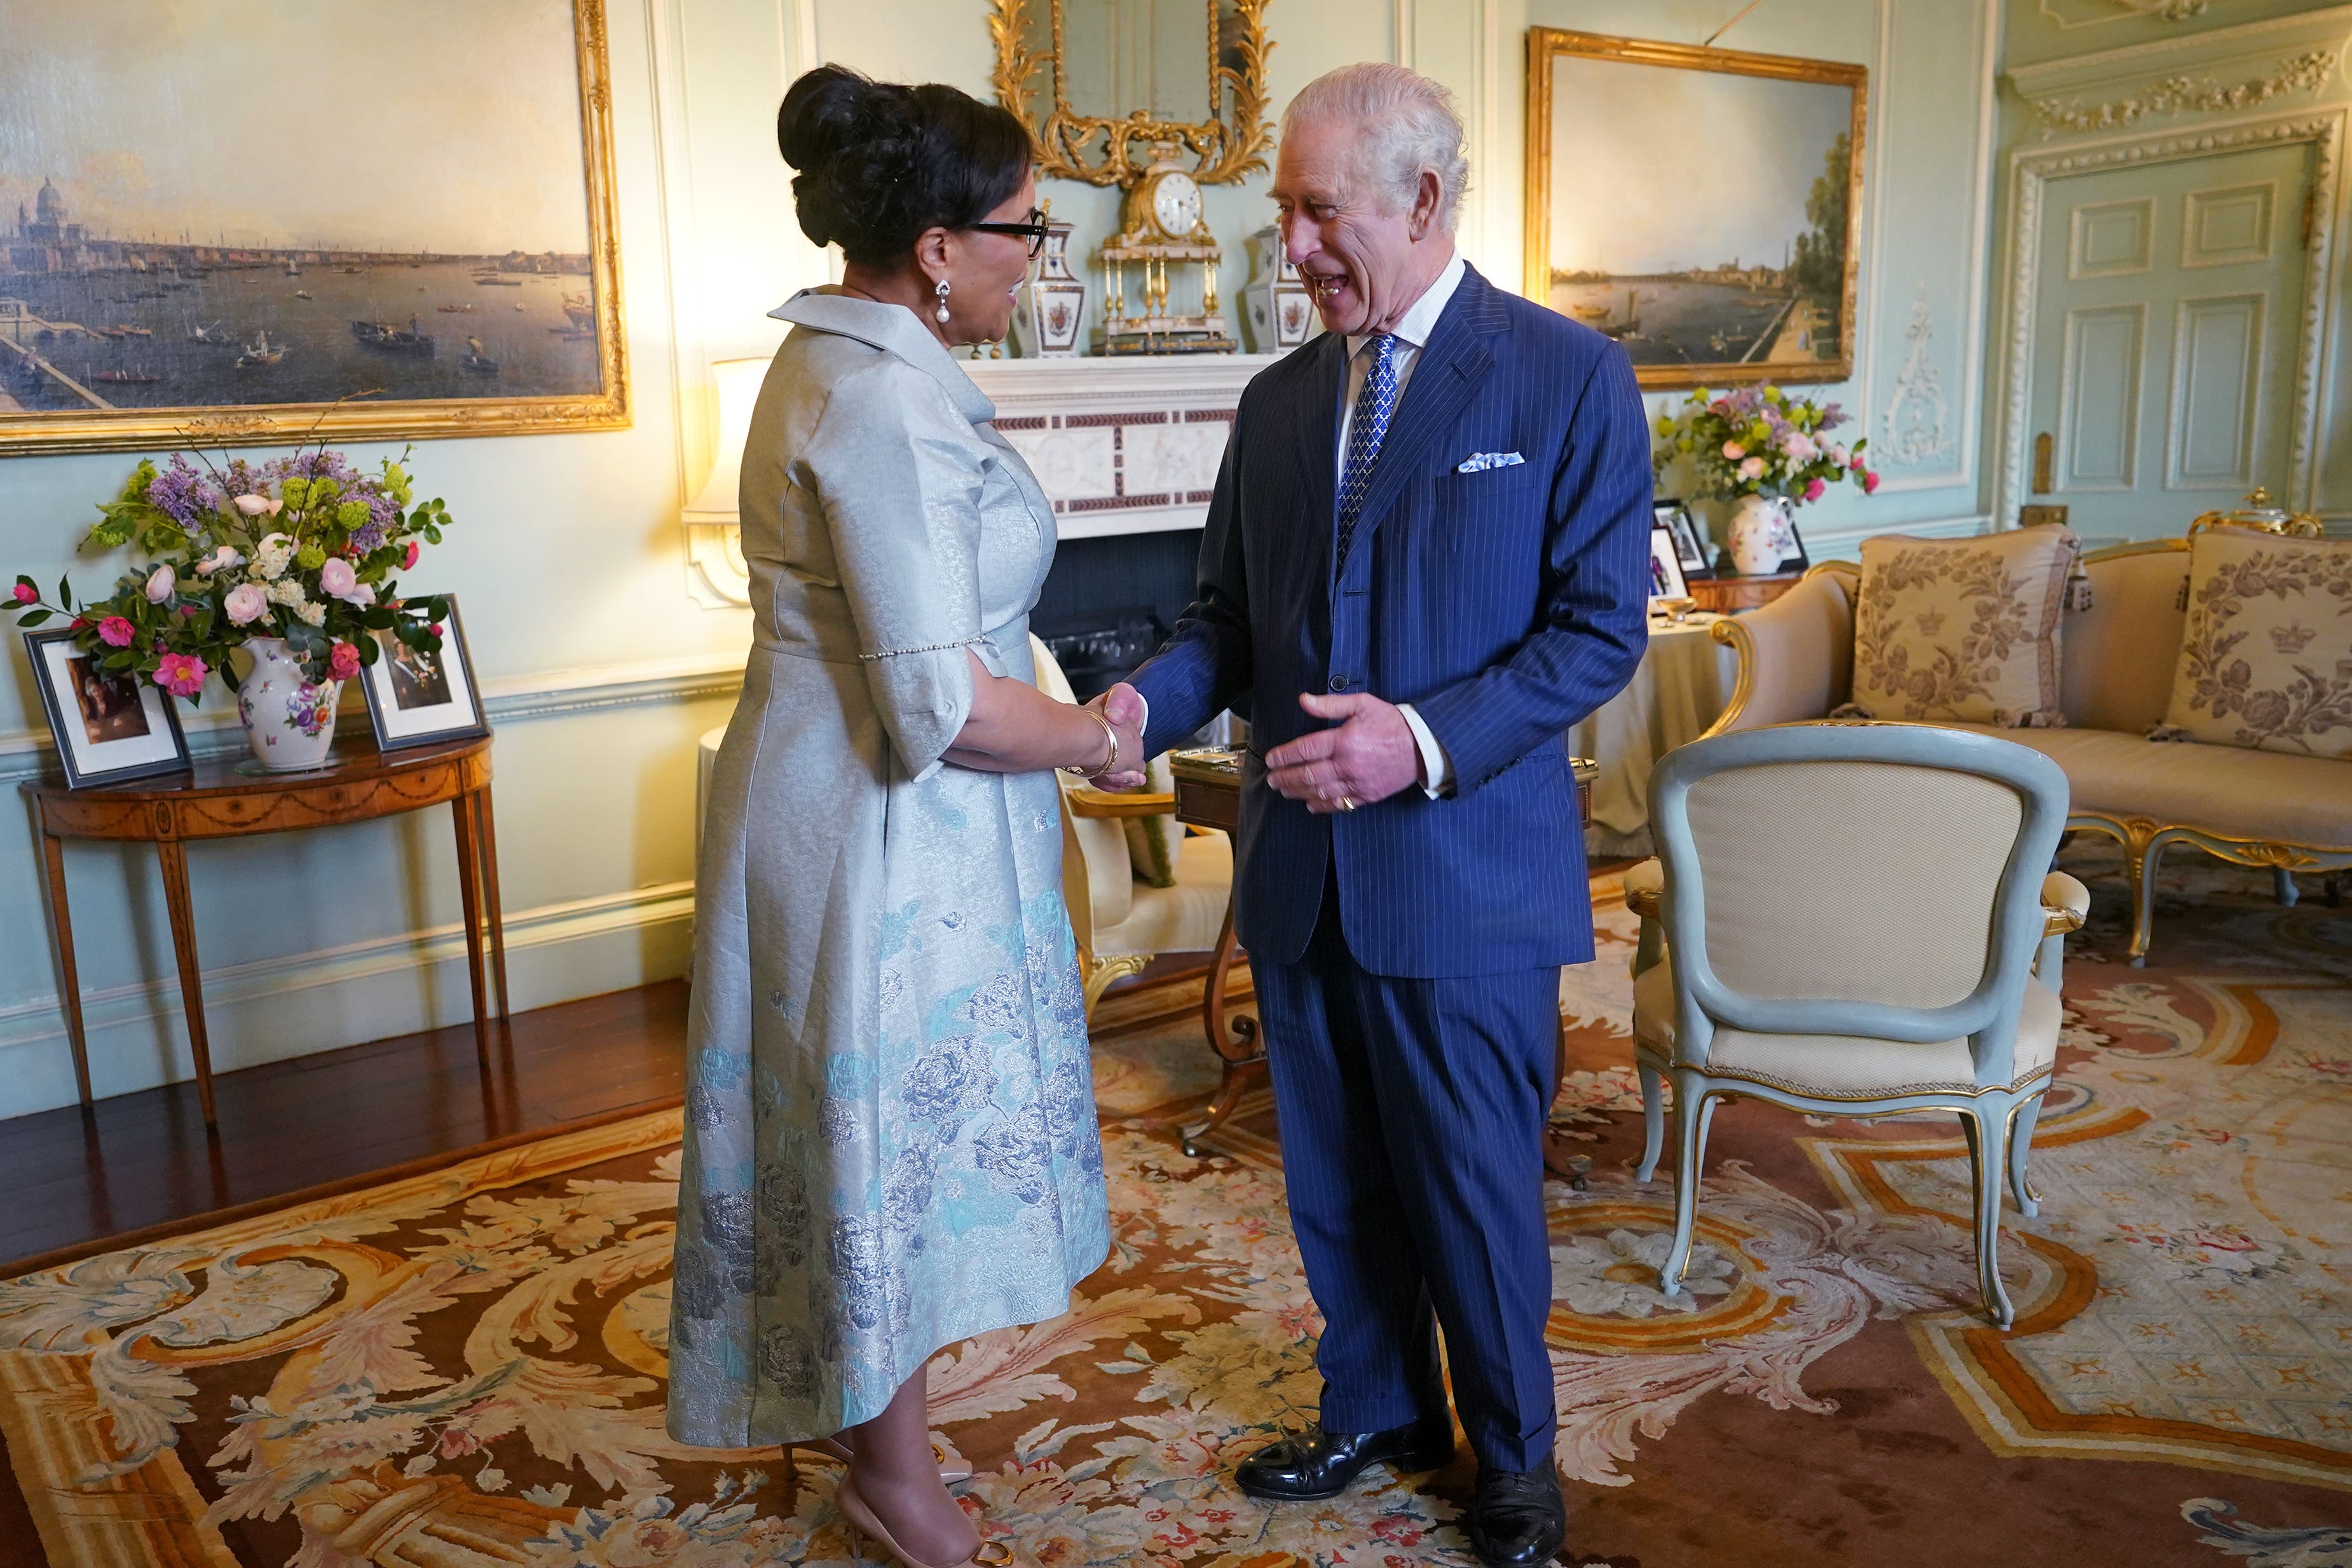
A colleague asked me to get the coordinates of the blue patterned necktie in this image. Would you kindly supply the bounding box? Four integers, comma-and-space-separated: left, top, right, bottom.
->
1335, 334, 1400, 574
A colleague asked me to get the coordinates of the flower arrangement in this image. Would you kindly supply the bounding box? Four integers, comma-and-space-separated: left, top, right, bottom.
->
1651, 384, 1876, 505
7, 439, 455, 709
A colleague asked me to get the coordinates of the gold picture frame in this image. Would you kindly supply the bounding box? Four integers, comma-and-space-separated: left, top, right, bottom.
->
0, 0, 627, 456
1524, 29, 1865, 390
989, 0, 1275, 188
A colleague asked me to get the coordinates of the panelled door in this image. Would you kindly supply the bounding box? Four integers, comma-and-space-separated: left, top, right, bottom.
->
2028, 141, 2311, 539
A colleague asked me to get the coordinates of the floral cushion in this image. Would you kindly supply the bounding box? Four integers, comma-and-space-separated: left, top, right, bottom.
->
1846, 524, 2079, 726
2162, 527, 2352, 758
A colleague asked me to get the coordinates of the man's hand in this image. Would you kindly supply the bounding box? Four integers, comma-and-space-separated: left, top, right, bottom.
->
1084, 681, 1149, 789
1265, 692, 1421, 814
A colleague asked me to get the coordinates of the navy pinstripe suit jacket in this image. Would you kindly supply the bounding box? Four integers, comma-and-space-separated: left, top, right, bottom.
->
1128, 263, 1653, 979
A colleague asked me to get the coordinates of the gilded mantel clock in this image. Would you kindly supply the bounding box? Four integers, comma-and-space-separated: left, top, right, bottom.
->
1098, 145, 1235, 355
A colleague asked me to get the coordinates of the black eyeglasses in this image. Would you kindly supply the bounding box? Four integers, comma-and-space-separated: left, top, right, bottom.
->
966, 208, 1050, 257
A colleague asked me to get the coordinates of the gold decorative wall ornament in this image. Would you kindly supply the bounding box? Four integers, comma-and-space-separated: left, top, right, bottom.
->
990, 0, 1275, 189
2032, 49, 2338, 137
2187, 485, 2325, 538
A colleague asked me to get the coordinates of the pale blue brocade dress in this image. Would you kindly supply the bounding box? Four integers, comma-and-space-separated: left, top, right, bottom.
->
667, 290, 1109, 1447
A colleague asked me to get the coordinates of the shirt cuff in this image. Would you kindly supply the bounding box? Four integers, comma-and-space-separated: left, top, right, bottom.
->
1397, 702, 1452, 798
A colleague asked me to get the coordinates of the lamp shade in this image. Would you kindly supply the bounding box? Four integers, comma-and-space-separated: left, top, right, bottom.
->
681, 356, 773, 522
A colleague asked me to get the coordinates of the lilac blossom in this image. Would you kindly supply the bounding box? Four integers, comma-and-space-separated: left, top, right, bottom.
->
146, 455, 221, 531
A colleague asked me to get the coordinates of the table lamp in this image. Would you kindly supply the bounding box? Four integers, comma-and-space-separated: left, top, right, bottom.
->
682, 356, 770, 606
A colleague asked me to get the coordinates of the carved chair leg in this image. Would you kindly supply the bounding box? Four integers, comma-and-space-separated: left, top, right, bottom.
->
2274, 866, 2300, 907
2126, 836, 2166, 968
2008, 1092, 2044, 1219
1634, 1058, 1665, 1183
1967, 1102, 2016, 1330
1660, 1073, 1709, 1295
1081, 951, 1149, 1025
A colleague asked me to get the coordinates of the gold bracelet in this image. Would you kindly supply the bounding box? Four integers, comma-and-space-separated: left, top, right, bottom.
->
1061, 706, 1119, 780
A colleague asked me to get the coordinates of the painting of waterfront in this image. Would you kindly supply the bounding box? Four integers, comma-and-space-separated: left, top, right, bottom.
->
0, 0, 624, 454
1524, 31, 1866, 390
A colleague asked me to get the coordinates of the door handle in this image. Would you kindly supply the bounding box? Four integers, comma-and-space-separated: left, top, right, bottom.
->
2033, 432, 2054, 495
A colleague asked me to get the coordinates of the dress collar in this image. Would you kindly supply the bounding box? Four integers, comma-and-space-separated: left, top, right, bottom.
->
1345, 247, 1467, 359
768, 287, 995, 424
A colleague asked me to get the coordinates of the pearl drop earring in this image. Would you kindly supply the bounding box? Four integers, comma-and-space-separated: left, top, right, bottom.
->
933, 278, 951, 324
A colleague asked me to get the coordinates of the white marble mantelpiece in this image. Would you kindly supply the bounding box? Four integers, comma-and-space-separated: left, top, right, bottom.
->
687, 351, 1289, 606
966, 353, 1284, 540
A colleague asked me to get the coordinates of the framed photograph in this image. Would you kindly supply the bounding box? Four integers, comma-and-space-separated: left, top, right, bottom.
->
1773, 516, 1812, 575
360, 597, 488, 752
24, 627, 191, 789
1648, 526, 1692, 605
1524, 29, 1866, 390
0, 0, 626, 457
1654, 498, 1715, 580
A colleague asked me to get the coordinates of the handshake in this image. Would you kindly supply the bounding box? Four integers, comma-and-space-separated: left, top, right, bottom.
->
1082, 681, 1426, 814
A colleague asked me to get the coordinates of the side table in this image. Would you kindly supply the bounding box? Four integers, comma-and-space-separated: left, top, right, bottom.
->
23, 734, 509, 1127
1165, 747, 1597, 1157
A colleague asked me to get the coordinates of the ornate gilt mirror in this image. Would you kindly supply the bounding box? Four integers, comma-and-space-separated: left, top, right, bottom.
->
990, 0, 1274, 187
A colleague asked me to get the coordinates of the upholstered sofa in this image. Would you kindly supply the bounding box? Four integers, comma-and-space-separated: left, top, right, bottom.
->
1701, 540, 2352, 962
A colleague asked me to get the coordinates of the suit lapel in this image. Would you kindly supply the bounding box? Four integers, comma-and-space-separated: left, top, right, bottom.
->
1341, 269, 1501, 566
1285, 336, 1344, 583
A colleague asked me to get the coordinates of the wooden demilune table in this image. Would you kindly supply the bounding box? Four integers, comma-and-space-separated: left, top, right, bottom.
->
24, 734, 509, 1127
1167, 746, 1597, 1157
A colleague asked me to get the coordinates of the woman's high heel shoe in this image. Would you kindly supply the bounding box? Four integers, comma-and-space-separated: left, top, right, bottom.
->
806, 1436, 973, 1485
835, 1473, 1012, 1568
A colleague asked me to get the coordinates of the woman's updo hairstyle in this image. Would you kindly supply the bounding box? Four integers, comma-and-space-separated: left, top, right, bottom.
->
779, 65, 1034, 268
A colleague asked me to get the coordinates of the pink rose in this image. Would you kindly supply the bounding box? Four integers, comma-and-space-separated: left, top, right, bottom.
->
97, 615, 135, 648
328, 641, 362, 682
1720, 441, 1744, 461
319, 557, 358, 599
152, 651, 208, 697
10, 583, 34, 605
145, 564, 176, 602
196, 545, 243, 576
224, 582, 269, 625
1803, 477, 1826, 502
402, 541, 421, 570
1860, 467, 1880, 494
1737, 456, 1765, 481
429, 622, 445, 639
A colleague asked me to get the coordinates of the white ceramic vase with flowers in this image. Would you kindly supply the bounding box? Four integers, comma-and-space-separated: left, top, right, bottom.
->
1651, 385, 1877, 575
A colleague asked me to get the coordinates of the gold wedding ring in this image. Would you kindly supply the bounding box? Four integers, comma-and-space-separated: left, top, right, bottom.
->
1338, 795, 1357, 812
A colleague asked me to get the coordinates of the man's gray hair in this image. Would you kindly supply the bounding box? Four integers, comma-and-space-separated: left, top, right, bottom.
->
1282, 63, 1470, 233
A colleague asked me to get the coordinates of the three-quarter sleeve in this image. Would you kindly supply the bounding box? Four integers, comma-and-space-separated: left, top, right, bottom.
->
802, 363, 990, 781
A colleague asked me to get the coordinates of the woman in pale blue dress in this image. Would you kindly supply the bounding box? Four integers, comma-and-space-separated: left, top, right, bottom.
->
667, 67, 1139, 1568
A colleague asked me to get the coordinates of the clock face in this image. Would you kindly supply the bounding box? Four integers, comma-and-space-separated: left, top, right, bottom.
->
1151, 172, 1203, 238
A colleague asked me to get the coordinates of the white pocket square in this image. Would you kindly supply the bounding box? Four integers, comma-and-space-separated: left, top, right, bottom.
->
1455, 451, 1524, 474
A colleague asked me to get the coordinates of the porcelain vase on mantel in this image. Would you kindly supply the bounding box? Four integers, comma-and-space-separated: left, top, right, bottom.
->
235, 637, 341, 771
1726, 493, 1795, 576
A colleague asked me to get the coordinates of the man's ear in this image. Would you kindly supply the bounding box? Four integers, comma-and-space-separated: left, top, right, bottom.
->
1408, 168, 1444, 242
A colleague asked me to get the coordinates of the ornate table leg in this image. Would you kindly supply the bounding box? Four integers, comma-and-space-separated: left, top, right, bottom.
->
36, 830, 93, 1108
154, 840, 218, 1128
475, 782, 511, 1020
1180, 901, 1266, 1157
453, 794, 491, 1064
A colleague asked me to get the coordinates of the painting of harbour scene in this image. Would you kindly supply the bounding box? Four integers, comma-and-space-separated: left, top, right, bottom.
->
0, 0, 624, 455
1524, 31, 1865, 390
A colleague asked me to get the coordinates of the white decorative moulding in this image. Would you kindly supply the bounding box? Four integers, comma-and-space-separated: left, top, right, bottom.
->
2011, 6, 2352, 138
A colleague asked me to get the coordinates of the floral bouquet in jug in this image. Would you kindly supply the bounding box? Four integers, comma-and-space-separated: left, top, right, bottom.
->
8, 439, 455, 770
1651, 385, 1875, 575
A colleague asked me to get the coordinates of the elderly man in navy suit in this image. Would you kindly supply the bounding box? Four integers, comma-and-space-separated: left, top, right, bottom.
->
1095, 62, 1650, 1567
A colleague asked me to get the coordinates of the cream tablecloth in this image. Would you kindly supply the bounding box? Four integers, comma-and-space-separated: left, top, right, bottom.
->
1573, 614, 1740, 861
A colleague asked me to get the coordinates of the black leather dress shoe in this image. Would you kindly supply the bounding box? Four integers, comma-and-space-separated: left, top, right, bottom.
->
1233, 1418, 1456, 1501
1466, 1461, 1566, 1567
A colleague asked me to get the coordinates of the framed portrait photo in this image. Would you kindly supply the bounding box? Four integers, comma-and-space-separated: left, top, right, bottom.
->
360, 598, 488, 751
0, 0, 626, 457
24, 627, 192, 789
1653, 498, 1715, 580
1648, 526, 1692, 606
1524, 29, 1866, 391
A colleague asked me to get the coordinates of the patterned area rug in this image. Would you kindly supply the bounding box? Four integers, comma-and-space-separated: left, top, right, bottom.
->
1, 847, 2346, 1567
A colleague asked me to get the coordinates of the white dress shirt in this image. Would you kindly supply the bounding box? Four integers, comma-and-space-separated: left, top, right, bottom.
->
1131, 247, 1467, 799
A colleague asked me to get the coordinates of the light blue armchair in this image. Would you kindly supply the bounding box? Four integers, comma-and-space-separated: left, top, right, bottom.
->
1624, 723, 2085, 1328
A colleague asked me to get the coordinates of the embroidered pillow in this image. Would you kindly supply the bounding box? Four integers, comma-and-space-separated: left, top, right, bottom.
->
2161, 527, 2352, 758
1845, 524, 2079, 726
1123, 751, 1182, 887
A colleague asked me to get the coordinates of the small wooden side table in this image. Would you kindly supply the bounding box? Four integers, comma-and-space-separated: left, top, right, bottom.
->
23, 734, 509, 1127
1688, 572, 1801, 615
1165, 747, 1597, 1156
